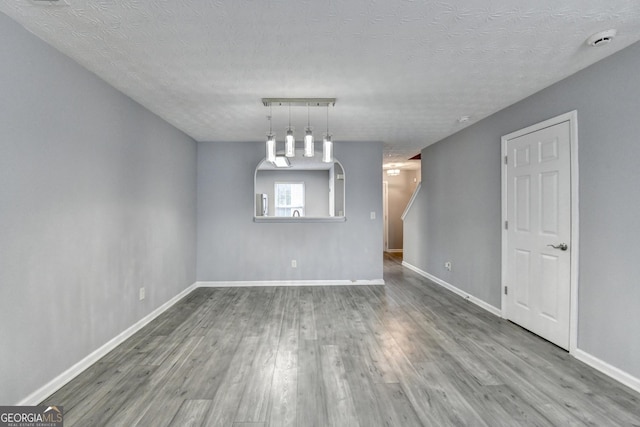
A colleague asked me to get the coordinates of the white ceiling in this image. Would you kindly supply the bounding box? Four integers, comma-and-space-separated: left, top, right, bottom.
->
2, 1, 640, 168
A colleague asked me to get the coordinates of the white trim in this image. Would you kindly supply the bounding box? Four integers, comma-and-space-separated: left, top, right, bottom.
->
401, 182, 421, 220
254, 216, 346, 223
18, 269, 640, 407
16, 276, 386, 404
501, 125, 509, 323
383, 181, 389, 252
568, 112, 580, 353
197, 279, 385, 287
17, 282, 198, 406
402, 261, 502, 317
573, 349, 640, 394
402, 259, 640, 395
501, 110, 579, 353
385, 249, 403, 254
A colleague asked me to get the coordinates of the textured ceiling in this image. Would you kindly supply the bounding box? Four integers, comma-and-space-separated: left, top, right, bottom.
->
2, 1, 640, 167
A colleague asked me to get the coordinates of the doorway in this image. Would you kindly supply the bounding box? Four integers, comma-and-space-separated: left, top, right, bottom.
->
501, 111, 579, 351
384, 168, 421, 256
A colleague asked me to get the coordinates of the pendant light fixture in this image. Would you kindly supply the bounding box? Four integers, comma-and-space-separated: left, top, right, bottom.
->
304, 104, 314, 157
322, 104, 333, 163
261, 98, 336, 162
266, 105, 276, 163
285, 103, 295, 157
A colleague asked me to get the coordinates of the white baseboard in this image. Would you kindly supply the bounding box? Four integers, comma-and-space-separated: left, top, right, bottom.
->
401, 261, 502, 317
573, 348, 640, 394
17, 277, 386, 404
17, 282, 198, 406
401, 262, 640, 395
385, 249, 403, 253
197, 279, 385, 287
17, 274, 640, 405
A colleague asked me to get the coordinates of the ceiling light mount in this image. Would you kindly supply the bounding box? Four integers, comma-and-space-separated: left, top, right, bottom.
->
586, 29, 617, 47
262, 98, 336, 107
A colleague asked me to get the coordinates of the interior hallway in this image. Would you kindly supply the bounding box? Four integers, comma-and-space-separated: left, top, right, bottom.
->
43, 254, 640, 426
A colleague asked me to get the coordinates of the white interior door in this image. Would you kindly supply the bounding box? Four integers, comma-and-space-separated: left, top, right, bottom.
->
504, 118, 572, 350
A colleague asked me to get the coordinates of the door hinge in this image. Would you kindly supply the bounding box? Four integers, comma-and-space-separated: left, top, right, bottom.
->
504, 220, 508, 230
504, 155, 508, 165
504, 286, 508, 295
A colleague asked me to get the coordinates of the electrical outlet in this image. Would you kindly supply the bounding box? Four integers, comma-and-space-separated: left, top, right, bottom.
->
444, 261, 452, 271
291, 259, 297, 268
139, 287, 145, 300
370, 211, 376, 220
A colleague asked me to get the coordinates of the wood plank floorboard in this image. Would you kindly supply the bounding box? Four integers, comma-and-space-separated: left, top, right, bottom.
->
42, 254, 640, 426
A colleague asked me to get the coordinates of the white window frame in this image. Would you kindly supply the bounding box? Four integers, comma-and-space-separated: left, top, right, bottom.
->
274, 181, 305, 217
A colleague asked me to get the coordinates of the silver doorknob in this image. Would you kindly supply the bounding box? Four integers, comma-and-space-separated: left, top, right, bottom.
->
547, 243, 568, 251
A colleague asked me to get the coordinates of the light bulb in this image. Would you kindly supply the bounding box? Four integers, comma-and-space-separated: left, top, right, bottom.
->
322, 134, 333, 163
266, 133, 276, 163
304, 127, 314, 157
285, 128, 295, 157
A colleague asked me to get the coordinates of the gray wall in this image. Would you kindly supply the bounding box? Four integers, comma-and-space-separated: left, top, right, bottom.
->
404, 41, 640, 379
385, 170, 420, 250
256, 169, 330, 217
0, 13, 197, 405
198, 141, 383, 281
404, 131, 501, 307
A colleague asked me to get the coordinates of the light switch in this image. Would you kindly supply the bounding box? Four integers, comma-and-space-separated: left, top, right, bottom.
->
370, 212, 376, 220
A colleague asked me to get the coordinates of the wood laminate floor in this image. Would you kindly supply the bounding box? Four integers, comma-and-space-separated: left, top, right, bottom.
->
43, 254, 640, 426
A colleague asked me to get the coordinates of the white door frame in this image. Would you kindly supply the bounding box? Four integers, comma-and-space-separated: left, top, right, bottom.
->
383, 181, 389, 252
501, 110, 579, 353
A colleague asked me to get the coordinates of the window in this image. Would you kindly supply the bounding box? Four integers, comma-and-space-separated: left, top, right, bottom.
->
275, 182, 305, 217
